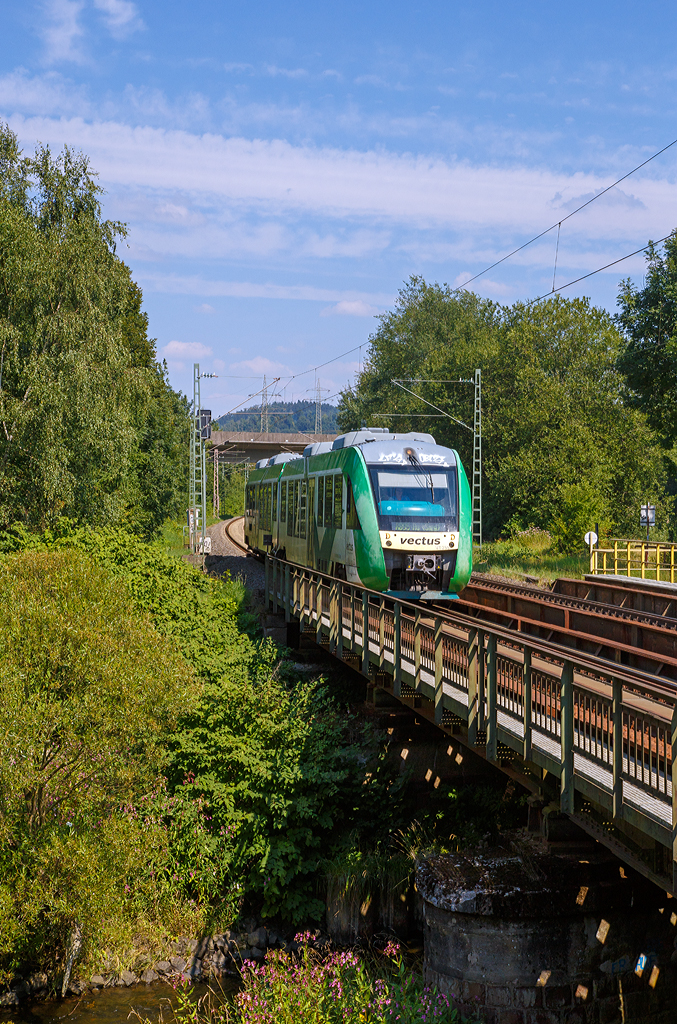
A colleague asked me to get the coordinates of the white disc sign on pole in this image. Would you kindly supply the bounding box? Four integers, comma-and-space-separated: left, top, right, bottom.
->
584, 531, 598, 547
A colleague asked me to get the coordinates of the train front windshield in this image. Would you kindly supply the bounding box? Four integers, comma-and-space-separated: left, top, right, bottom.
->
369, 467, 458, 532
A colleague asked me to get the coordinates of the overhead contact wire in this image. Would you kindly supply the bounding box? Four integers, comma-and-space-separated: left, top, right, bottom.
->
459, 134, 677, 290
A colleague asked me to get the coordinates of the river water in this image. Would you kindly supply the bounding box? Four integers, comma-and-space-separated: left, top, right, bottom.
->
1, 981, 238, 1024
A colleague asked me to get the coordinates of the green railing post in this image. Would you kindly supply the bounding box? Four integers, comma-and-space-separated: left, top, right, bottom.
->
434, 616, 444, 725
378, 598, 385, 671
362, 591, 369, 675
486, 633, 497, 760
612, 678, 623, 820
350, 585, 356, 649
467, 628, 478, 745
271, 560, 278, 614
328, 581, 336, 654
393, 603, 402, 696
264, 554, 270, 607
560, 662, 574, 814
478, 629, 486, 731
523, 646, 532, 762
284, 564, 290, 623
316, 576, 323, 644
336, 583, 343, 660
414, 609, 421, 692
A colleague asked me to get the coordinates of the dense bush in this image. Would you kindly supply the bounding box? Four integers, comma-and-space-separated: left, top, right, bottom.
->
0, 524, 406, 983
0, 548, 197, 979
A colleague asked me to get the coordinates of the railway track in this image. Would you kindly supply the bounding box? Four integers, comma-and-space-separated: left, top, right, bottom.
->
223, 516, 248, 555
237, 508, 677, 680
446, 573, 677, 682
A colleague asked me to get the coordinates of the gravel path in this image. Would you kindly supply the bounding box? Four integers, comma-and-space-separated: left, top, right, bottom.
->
205, 518, 266, 592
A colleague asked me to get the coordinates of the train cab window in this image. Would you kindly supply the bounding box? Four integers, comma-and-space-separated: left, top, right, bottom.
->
317, 476, 325, 527
346, 479, 361, 530
299, 481, 307, 538
324, 475, 333, 527
369, 467, 458, 531
280, 482, 287, 523
333, 475, 343, 528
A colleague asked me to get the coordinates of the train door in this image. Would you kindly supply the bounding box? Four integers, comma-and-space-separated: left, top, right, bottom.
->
308, 477, 316, 569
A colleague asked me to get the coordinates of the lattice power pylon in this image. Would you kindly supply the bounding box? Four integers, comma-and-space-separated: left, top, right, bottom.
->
212, 448, 219, 518
472, 368, 482, 550
189, 363, 205, 554
315, 378, 322, 435
260, 375, 269, 433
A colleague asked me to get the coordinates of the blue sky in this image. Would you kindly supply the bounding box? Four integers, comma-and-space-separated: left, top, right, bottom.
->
2, 0, 677, 415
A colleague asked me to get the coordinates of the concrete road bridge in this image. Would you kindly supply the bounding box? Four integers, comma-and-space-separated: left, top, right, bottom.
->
210, 431, 337, 467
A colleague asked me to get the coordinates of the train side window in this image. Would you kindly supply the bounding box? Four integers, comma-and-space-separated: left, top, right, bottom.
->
299, 480, 307, 539
287, 482, 293, 535
280, 482, 287, 523
334, 475, 343, 528
273, 482, 278, 522
324, 475, 333, 527
346, 479, 361, 530
318, 476, 324, 527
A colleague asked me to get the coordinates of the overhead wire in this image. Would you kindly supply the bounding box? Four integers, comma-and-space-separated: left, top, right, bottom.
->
531, 232, 672, 303
458, 134, 677, 290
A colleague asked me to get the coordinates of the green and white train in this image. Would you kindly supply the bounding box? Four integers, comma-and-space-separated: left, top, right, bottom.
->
244, 427, 472, 600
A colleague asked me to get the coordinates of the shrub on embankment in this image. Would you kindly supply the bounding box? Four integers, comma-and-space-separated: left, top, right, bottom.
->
0, 528, 405, 983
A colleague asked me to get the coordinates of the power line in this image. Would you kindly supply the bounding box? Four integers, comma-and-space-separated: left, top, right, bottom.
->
459, 134, 677, 290
531, 232, 672, 303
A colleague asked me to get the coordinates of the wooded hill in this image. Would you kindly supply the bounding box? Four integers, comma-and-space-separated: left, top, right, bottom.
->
216, 399, 339, 435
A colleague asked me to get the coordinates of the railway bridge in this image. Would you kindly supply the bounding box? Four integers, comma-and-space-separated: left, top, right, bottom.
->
228, 518, 677, 895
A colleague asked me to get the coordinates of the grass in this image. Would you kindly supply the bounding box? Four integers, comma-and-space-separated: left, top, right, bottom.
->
473, 528, 590, 586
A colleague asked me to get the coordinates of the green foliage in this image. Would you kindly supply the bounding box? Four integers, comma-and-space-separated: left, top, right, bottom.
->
214, 465, 247, 518
339, 277, 668, 541
617, 231, 677, 445
0, 548, 197, 976
0, 524, 403, 929
0, 122, 189, 536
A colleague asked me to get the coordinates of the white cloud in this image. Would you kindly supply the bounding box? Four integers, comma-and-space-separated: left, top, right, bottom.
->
320, 300, 381, 317
265, 65, 308, 79
162, 340, 212, 358
139, 273, 393, 305
0, 69, 91, 116
8, 114, 677, 244
92, 0, 143, 37
231, 356, 292, 376
195, 303, 216, 314
40, 0, 86, 65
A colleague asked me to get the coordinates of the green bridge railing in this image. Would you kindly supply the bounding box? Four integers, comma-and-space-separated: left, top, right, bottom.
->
265, 555, 677, 891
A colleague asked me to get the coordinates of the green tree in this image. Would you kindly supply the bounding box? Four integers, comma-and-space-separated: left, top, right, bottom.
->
616, 232, 677, 450
0, 123, 188, 536
339, 278, 666, 542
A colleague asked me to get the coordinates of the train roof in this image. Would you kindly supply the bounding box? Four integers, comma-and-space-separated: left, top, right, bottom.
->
331, 428, 457, 469
249, 427, 458, 477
